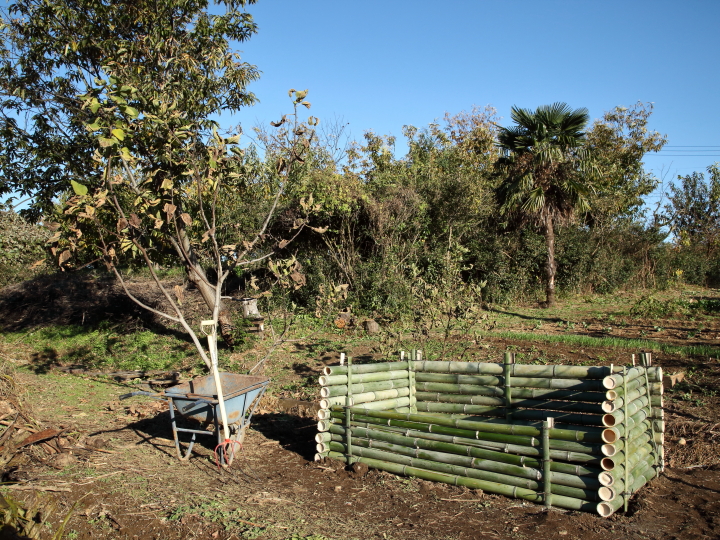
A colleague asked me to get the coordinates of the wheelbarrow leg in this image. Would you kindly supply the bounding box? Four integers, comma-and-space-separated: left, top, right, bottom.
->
169, 397, 196, 460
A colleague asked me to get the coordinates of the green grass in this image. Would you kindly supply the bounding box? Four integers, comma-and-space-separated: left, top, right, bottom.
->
8, 323, 205, 371
482, 329, 720, 358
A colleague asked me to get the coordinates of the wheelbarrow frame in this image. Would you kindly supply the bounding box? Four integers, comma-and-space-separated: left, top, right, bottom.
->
121, 373, 269, 465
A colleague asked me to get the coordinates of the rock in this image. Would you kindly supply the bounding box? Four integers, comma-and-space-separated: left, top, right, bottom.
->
350, 461, 369, 478
362, 320, 380, 334
678, 438, 687, 445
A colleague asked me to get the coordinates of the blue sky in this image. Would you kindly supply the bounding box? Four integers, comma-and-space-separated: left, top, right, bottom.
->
222, 0, 720, 211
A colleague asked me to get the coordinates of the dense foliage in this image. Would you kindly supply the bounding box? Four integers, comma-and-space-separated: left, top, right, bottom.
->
1, 0, 717, 321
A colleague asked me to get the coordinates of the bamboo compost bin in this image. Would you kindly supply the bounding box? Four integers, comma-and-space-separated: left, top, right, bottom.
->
314, 351, 664, 517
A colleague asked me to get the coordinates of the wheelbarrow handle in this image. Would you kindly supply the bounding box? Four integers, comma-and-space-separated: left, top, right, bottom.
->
181, 398, 216, 413
119, 391, 164, 400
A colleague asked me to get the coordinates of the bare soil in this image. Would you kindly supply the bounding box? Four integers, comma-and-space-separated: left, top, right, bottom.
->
1, 274, 719, 540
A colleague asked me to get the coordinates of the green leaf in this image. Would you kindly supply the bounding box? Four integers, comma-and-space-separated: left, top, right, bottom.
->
111, 128, 125, 141
90, 98, 101, 114
124, 106, 139, 119
71, 180, 88, 196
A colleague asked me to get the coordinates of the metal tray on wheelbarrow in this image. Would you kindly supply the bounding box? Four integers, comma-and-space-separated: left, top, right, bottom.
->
121, 372, 269, 463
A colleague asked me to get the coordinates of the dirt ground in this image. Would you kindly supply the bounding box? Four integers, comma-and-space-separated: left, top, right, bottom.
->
1, 274, 719, 539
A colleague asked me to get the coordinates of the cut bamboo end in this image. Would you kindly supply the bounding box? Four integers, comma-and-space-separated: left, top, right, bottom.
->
601, 429, 618, 444
597, 500, 619, 518
317, 409, 331, 420
598, 471, 614, 487
598, 486, 617, 502
602, 414, 617, 427
601, 443, 618, 457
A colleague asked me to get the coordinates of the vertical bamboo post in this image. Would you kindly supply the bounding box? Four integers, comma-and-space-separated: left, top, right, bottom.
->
542, 417, 553, 508
408, 350, 417, 414
345, 355, 354, 464
622, 366, 630, 513
504, 352, 515, 421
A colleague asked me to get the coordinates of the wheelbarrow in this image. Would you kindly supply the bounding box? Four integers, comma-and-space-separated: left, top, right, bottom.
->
120, 372, 269, 465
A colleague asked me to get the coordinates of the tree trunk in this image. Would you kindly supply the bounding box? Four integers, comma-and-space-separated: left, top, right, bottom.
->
543, 216, 556, 308
174, 229, 235, 347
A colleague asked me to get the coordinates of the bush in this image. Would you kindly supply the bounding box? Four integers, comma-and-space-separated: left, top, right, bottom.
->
0, 211, 51, 288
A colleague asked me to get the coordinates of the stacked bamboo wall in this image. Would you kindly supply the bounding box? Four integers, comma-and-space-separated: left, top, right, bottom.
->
315, 351, 664, 517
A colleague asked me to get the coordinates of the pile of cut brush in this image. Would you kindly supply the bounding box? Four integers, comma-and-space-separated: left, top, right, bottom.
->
0, 366, 75, 539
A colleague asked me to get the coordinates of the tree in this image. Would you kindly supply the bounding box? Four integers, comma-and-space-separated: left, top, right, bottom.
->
664, 163, 720, 257
0, 0, 259, 220
496, 102, 598, 307
585, 102, 667, 225
1, 0, 270, 349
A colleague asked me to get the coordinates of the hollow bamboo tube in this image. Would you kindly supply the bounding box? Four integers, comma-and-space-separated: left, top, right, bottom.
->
327, 409, 605, 455
602, 405, 653, 443
323, 361, 410, 376
602, 394, 661, 413
601, 437, 656, 471
415, 402, 605, 426
320, 387, 411, 409
415, 361, 619, 379
602, 394, 650, 427
603, 366, 662, 390
602, 425, 661, 457
598, 456, 654, 501
328, 406, 606, 441
322, 451, 598, 513
321, 378, 411, 398
601, 384, 647, 413
323, 421, 603, 480
320, 369, 413, 386
320, 440, 601, 502
596, 465, 657, 517
598, 443, 652, 486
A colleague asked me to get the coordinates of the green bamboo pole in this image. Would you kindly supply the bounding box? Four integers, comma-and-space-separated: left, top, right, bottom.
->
416, 372, 619, 392
601, 384, 647, 413
321, 378, 411, 398
606, 381, 662, 400
602, 426, 661, 457
320, 386, 411, 409
415, 361, 619, 379
543, 417, 552, 508
319, 451, 598, 513
415, 381, 504, 396
327, 419, 605, 473
597, 456, 654, 501
601, 406, 653, 443
600, 440, 657, 471
323, 361, 410, 376
320, 369, 414, 386
603, 365, 662, 389
598, 443, 652, 486
322, 421, 603, 480
345, 354, 353, 464
328, 406, 606, 441
504, 352, 514, 421
602, 394, 661, 413
320, 439, 601, 502
415, 402, 605, 426
602, 394, 650, 427
415, 372, 502, 386
327, 410, 605, 455
415, 391, 504, 406
408, 351, 417, 414
596, 465, 657, 517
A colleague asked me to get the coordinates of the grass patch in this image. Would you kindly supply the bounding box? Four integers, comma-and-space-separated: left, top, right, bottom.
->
8, 323, 205, 371
482, 330, 720, 358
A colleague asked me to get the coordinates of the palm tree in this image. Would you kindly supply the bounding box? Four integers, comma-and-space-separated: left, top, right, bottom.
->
496, 102, 598, 307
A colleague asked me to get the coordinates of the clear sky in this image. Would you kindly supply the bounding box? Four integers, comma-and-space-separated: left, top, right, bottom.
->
223, 0, 720, 211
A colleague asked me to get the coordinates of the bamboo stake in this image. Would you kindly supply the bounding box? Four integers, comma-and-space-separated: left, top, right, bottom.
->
504, 352, 514, 421
345, 354, 353, 464
543, 417, 553, 508
320, 386, 411, 409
